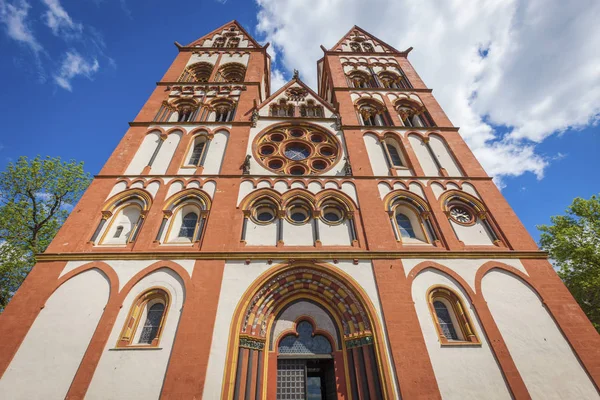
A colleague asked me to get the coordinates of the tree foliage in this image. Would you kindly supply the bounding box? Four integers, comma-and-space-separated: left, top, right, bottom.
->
538, 194, 600, 332
0, 156, 91, 311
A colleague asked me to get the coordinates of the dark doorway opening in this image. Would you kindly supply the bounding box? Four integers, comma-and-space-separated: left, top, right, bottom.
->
277, 358, 337, 400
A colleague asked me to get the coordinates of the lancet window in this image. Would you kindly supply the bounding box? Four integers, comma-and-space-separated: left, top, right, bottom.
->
395, 100, 435, 127
155, 189, 211, 245
270, 98, 295, 117
428, 287, 480, 344
116, 288, 170, 348
356, 100, 392, 126
300, 100, 324, 117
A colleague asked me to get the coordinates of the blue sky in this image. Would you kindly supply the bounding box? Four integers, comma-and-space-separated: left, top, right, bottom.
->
0, 0, 598, 243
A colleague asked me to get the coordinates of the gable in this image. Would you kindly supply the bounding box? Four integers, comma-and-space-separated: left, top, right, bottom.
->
187, 20, 260, 49
257, 80, 336, 118
330, 26, 399, 53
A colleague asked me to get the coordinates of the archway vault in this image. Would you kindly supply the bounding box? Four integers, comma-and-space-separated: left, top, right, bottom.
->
222, 262, 395, 400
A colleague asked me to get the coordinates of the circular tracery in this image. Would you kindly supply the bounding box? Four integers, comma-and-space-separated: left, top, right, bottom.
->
254, 124, 340, 175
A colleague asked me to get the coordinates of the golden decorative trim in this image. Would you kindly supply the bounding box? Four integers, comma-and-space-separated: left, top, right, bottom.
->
341, 124, 459, 131
36, 250, 548, 261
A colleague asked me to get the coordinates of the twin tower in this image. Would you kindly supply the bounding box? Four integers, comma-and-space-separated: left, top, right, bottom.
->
0, 21, 598, 400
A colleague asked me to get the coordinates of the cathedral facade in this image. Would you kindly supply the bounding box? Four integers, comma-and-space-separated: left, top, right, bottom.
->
0, 21, 598, 399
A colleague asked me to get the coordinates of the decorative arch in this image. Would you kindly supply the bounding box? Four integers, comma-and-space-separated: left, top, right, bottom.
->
355, 97, 392, 126
215, 62, 246, 83
223, 262, 394, 400
394, 98, 435, 127
156, 188, 212, 244
179, 62, 214, 83
384, 189, 440, 244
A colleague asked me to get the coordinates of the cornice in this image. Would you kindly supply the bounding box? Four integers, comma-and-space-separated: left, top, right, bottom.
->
93, 174, 493, 181
334, 87, 433, 93
37, 250, 547, 262
324, 50, 410, 57
156, 81, 260, 87
129, 121, 252, 127
178, 46, 268, 54
341, 125, 460, 131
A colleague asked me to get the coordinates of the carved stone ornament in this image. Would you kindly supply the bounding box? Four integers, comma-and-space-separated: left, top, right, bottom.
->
285, 86, 308, 101
343, 156, 353, 176
241, 154, 251, 175
251, 109, 259, 127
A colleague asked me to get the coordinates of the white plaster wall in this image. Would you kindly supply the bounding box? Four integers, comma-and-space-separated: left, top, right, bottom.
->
202, 260, 399, 399
86, 268, 186, 400
482, 271, 599, 400
0, 270, 110, 400
202, 130, 229, 174
408, 134, 439, 176
318, 220, 352, 246
245, 220, 277, 246
452, 220, 495, 245
378, 182, 392, 200
428, 135, 462, 176
126, 131, 160, 175
107, 181, 128, 199
411, 270, 511, 399
340, 182, 359, 205
219, 53, 250, 67
186, 53, 218, 67
364, 133, 390, 176
150, 131, 182, 175
401, 258, 527, 291
283, 221, 314, 246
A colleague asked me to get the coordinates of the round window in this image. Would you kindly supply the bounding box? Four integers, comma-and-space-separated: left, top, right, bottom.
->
289, 165, 306, 176
322, 207, 343, 223
255, 207, 275, 223
449, 205, 474, 224
289, 207, 309, 224
260, 145, 275, 156
253, 124, 340, 175
284, 143, 311, 160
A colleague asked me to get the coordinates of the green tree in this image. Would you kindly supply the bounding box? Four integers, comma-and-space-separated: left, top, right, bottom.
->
0, 156, 91, 311
538, 194, 600, 332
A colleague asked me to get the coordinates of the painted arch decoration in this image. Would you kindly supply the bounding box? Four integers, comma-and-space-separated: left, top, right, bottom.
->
224, 263, 393, 400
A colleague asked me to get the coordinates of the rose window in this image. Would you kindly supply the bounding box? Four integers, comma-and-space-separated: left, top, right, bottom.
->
254, 125, 341, 175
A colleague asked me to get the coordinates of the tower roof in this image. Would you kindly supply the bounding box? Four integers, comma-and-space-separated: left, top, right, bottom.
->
329, 25, 402, 53
186, 20, 262, 48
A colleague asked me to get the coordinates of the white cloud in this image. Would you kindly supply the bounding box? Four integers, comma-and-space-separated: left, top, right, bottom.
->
54, 50, 99, 91
255, 0, 600, 185
270, 68, 287, 93
0, 0, 42, 52
40, 0, 82, 38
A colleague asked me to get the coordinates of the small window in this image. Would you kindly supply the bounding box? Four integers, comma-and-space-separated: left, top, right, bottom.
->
362, 42, 374, 52
213, 102, 235, 122
428, 287, 480, 345
386, 143, 403, 167
138, 303, 166, 344
189, 141, 205, 166
433, 301, 459, 340
113, 226, 124, 238
288, 206, 310, 224
214, 37, 225, 47
178, 212, 198, 239
116, 288, 170, 348
396, 213, 416, 238
350, 42, 362, 52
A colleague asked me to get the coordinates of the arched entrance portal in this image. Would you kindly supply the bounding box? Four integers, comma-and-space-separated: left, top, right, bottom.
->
222, 263, 393, 400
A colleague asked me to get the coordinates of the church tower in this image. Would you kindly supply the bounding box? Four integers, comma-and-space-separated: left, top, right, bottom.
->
0, 21, 598, 400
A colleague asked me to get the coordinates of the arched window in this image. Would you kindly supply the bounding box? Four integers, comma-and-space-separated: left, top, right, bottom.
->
395, 213, 416, 238
385, 142, 404, 167
157, 190, 210, 244
226, 37, 240, 48
347, 71, 373, 88
395, 100, 435, 127
212, 100, 236, 122
350, 42, 362, 52
213, 37, 225, 47
100, 203, 143, 245
379, 70, 412, 89
300, 100, 323, 117
388, 197, 435, 245
178, 212, 199, 239
270, 98, 294, 117
139, 303, 166, 344
362, 42, 374, 52
188, 140, 205, 166
428, 287, 479, 344
215, 63, 246, 83
357, 100, 392, 126
117, 288, 170, 348
433, 301, 459, 340
172, 100, 200, 123
179, 62, 213, 83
